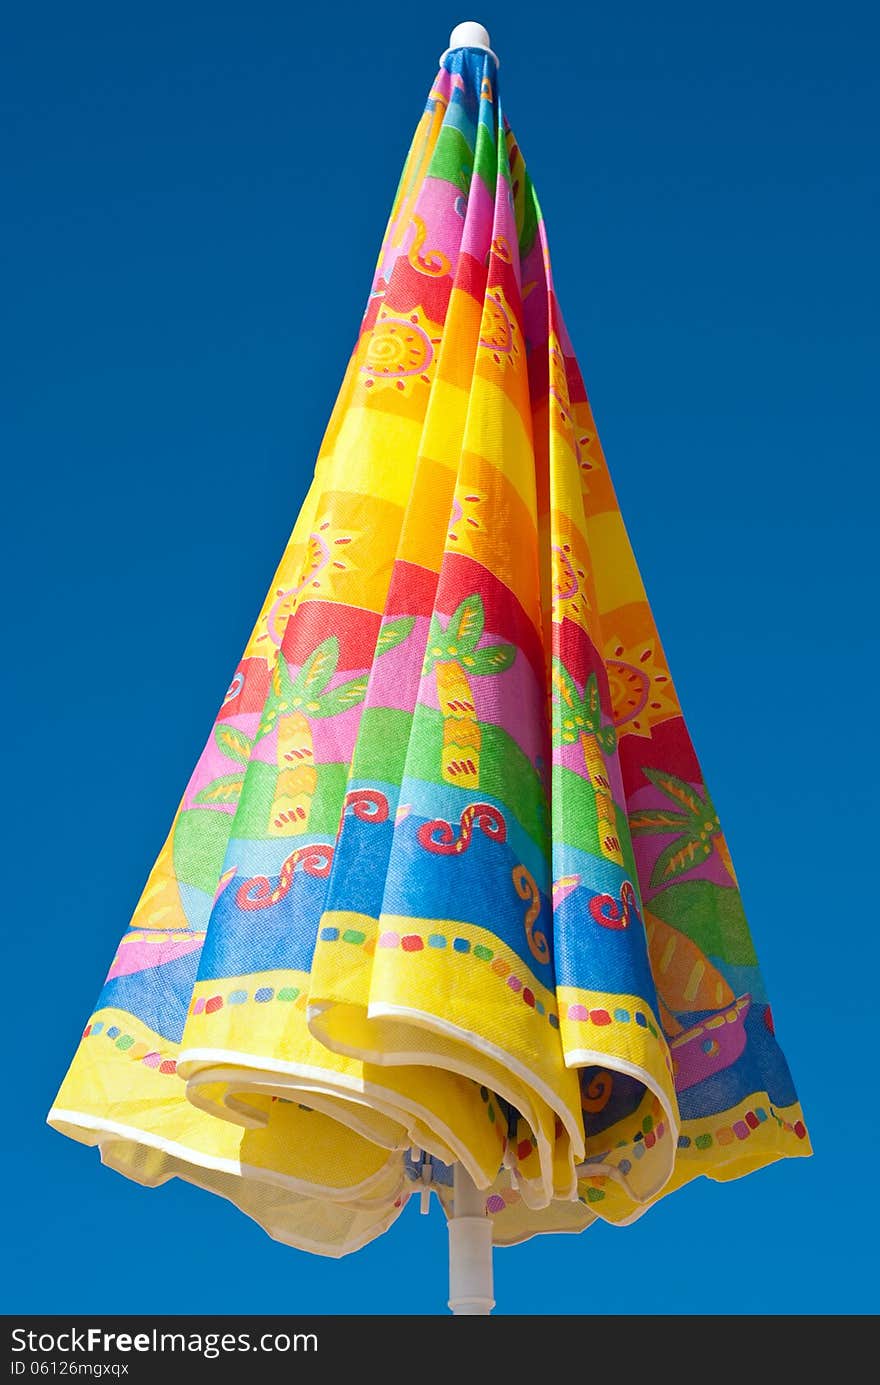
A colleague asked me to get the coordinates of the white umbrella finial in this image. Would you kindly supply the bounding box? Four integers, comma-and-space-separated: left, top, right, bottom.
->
441, 21, 499, 67
449, 21, 491, 50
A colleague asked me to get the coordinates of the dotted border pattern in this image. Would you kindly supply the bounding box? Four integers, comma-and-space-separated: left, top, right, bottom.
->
189, 984, 308, 1016
566, 1000, 661, 1041
116, 929, 668, 1059
81, 981, 312, 1079
340, 925, 563, 1028
677, 1104, 808, 1152
574, 1096, 669, 1203
82, 1020, 179, 1077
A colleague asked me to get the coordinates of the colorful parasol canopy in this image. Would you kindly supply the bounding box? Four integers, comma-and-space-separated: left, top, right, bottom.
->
49, 24, 810, 1282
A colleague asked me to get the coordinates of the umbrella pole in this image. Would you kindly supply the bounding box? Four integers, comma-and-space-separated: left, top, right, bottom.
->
447, 1164, 495, 1315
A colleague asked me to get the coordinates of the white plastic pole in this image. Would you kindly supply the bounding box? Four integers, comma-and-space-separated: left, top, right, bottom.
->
448, 1164, 495, 1315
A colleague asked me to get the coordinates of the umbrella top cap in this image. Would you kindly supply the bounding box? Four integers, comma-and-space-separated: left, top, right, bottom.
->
440, 21, 499, 68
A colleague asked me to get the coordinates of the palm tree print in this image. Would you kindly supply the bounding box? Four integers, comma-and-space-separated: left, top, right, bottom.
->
551, 658, 623, 866
193, 723, 252, 807
629, 767, 735, 888
422, 594, 515, 789
260, 637, 363, 836
195, 618, 414, 836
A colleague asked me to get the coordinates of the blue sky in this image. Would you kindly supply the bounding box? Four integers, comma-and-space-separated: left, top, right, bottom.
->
3, 0, 877, 1314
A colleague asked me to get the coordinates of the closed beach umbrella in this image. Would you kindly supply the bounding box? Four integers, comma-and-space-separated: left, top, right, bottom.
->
49, 21, 810, 1315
